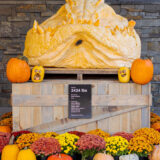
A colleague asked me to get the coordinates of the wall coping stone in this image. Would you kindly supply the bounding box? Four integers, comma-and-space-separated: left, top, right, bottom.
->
0, 0, 159, 5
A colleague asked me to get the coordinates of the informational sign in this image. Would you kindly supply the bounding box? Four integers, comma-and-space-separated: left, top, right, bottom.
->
68, 85, 92, 119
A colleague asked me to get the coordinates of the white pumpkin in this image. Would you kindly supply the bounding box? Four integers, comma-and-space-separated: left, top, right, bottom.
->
120, 154, 139, 160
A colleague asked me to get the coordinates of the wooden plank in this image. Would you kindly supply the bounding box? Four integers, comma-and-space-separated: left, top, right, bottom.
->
98, 118, 109, 132
121, 112, 130, 132
108, 83, 120, 95
119, 84, 130, 132
76, 122, 97, 132
141, 107, 150, 128
35, 68, 118, 75
53, 106, 64, 120
109, 115, 121, 134
28, 105, 146, 133
33, 107, 42, 127
130, 109, 141, 132
19, 106, 33, 130
41, 107, 53, 124
12, 95, 149, 106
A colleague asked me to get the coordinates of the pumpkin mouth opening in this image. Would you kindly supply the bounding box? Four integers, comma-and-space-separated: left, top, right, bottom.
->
75, 40, 83, 46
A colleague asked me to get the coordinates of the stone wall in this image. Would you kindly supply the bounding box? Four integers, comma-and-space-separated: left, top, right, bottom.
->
0, 0, 160, 115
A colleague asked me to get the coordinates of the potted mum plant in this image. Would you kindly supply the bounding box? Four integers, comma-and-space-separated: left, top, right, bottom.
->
105, 136, 129, 160
128, 136, 153, 160
30, 137, 61, 160
55, 133, 80, 160
76, 134, 106, 160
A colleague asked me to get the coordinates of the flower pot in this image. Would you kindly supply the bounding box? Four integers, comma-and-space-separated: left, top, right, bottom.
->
114, 156, 119, 160
36, 156, 48, 160
139, 157, 149, 160
71, 153, 82, 160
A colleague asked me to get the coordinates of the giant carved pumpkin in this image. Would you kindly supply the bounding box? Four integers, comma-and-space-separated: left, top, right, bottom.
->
1, 144, 19, 160
131, 58, 154, 85
24, 0, 141, 68
6, 56, 31, 83
149, 145, 160, 160
47, 154, 72, 160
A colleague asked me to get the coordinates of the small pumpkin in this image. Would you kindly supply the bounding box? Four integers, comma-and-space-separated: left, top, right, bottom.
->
149, 145, 160, 160
0, 126, 11, 133
151, 123, 160, 130
93, 153, 114, 160
6, 56, 31, 83
131, 58, 154, 85
119, 154, 139, 160
17, 149, 36, 160
47, 154, 72, 160
118, 67, 130, 83
1, 144, 19, 160
31, 66, 45, 83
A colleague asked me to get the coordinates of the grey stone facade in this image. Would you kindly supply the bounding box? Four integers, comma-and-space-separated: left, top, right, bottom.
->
0, 0, 160, 115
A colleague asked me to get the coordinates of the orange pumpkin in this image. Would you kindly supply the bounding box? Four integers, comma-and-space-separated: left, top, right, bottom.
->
0, 126, 11, 133
149, 145, 160, 160
93, 153, 114, 160
6, 56, 31, 83
131, 58, 154, 85
151, 123, 160, 130
47, 154, 72, 160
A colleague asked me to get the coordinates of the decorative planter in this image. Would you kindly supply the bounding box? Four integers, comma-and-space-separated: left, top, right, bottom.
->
36, 156, 48, 160
139, 157, 149, 160
114, 156, 119, 160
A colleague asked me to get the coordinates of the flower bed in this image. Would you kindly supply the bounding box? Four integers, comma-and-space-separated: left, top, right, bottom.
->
0, 128, 160, 160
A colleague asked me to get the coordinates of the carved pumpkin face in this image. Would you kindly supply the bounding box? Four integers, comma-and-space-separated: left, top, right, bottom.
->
31, 66, 45, 83
23, 0, 141, 68
118, 67, 130, 83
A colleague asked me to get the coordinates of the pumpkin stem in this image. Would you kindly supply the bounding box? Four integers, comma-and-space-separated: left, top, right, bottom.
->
17, 56, 29, 64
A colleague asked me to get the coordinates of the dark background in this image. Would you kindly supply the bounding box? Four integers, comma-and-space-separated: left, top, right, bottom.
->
0, 0, 160, 115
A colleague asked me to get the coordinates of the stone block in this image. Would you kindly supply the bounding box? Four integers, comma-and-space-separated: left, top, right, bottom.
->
111, 5, 121, 14
148, 42, 160, 52
144, 5, 160, 12
8, 16, 30, 22
41, 11, 53, 17
136, 19, 160, 27
154, 64, 160, 74
16, 4, 46, 12
0, 5, 12, 16
0, 22, 12, 37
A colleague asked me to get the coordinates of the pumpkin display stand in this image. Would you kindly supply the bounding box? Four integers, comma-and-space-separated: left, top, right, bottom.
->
12, 68, 151, 133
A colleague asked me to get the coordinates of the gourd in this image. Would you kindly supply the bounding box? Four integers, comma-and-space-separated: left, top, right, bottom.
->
93, 153, 114, 160
6, 56, 31, 83
0, 126, 11, 133
118, 67, 130, 83
131, 58, 153, 85
149, 145, 160, 160
1, 144, 19, 160
17, 149, 36, 160
31, 66, 45, 83
119, 154, 139, 160
47, 154, 72, 160
23, 0, 141, 69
